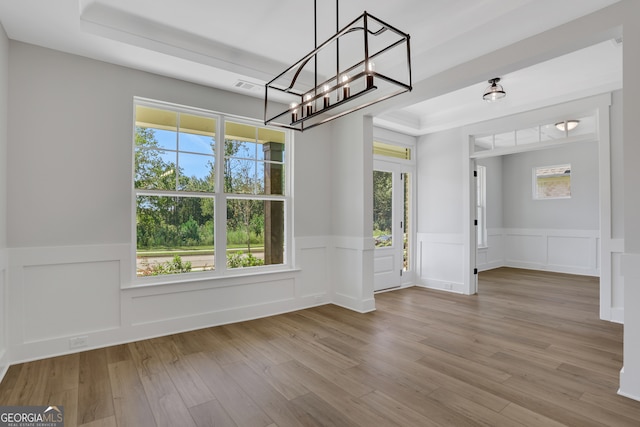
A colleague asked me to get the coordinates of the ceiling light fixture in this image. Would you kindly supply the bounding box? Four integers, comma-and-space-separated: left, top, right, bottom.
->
483, 77, 506, 102
264, 0, 412, 132
555, 120, 580, 132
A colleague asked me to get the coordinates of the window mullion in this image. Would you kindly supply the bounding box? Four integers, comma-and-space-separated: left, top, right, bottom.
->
215, 116, 227, 274
175, 112, 180, 191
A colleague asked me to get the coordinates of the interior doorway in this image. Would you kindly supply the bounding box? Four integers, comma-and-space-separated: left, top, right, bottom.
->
372, 137, 415, 292
465, 94, 619, 323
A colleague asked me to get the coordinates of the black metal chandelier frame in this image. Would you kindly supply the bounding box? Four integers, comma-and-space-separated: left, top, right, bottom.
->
264, 0, 412, 132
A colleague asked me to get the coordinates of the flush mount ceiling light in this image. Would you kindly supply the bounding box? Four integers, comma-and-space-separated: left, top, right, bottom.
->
264, 0, 412, 132
555, 120, 580, 132
482, 77, 506, 102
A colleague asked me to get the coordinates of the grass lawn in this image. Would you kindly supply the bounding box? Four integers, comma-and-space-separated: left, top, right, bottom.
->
137, 244, 264, 257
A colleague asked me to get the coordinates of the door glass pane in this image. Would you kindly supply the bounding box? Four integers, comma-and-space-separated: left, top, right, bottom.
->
373, 170, 393, 247
403, 172, 410, 271
373, 141, 411, 160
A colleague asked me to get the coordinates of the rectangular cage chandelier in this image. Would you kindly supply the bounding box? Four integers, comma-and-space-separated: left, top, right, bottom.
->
264, 1, 412, 132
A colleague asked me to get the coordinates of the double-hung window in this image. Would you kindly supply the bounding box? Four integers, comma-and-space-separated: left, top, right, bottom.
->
476, 165, 487, 248
133, 99, 289, 280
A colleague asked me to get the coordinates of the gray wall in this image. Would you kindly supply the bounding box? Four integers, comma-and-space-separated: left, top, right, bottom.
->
416, 127, 464, 234
7, 41, 332, 248
611, 89, 624, 239
502, 142, 599, 230
0, 21, 8, 377
0, 24, 7, 248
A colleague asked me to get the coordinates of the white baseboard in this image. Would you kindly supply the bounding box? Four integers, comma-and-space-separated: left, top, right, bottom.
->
416, 278, 465, 294
619, 367, 640, 402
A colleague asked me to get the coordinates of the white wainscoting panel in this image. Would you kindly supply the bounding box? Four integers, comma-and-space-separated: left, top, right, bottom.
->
129, 278, 296, 326
0, 249, 8, 381
477, 229, 505, 272
417, 233, 465, 293
547, 236, 596, 273
8, 244, 129, 362
504, 232, 546, 269
503, 229, 599, 276
478, 229, 600, 276
611, 246, 625, 323
296, 237, 330, 303
22, 260, 121, 342
6, 237, 334, 363
331, 236, 375, 313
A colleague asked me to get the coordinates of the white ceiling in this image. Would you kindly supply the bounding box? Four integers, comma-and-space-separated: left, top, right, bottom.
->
0, 0, 623, 135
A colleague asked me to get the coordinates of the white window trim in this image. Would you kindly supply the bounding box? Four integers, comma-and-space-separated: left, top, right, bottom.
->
476, 165, 487, 248
129, 97, 293, 288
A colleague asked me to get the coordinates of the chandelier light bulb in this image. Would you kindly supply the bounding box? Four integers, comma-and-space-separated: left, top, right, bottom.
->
323, 84, 330, 108
342, 74, 350, 99
290, 102, 299, 123
366, 61, 375, 88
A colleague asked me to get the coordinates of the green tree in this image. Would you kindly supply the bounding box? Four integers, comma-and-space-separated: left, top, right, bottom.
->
373, 170, 392, 235
224, 139, 265, 254
134, 127, 175, 190
135, 127, 215, 250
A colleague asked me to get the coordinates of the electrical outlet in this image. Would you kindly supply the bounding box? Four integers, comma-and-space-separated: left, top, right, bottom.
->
69, 335, 88, 349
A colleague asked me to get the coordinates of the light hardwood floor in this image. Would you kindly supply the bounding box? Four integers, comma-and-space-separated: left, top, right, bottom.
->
1, 267, 640, 426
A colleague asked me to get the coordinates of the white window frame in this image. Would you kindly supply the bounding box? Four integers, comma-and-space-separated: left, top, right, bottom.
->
476, 165, 487, 248
131, 97, 293, 286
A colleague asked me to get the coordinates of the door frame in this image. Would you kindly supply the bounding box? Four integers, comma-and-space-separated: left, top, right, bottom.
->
373, 149, 416, 291
462, 94, 618, 323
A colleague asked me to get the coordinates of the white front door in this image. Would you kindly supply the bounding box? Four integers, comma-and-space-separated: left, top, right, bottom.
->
373, 162, 410, 291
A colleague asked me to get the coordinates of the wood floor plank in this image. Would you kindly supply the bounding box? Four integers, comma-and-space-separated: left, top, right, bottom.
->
343, 362, 480, 426
499, 403, 568, 427
269, 336, 372, 398
0, 364, 23, 405
224, 359, 319, 427
359, 389, 442, 427
127, 340, 164, 378
139, 371, 197, 427
77, 348, 115, 425
78, 415, 117, 427
188, 400, 238, 427
45, 387, 78, 427
428, 386, 525, 427
224, 333, 310, 401
108, 360, 155, 427
186, 351, 273, 427
276, 359, 404, 427
148, 336, 214, 408
2, 268, 640, 426
7, 358, 52, 405
289, 392, 357, 427
104, 344, 131, 364
221, 321, 293, 365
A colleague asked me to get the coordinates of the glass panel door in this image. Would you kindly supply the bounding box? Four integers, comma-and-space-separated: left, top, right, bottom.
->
373, 165, 411, 291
